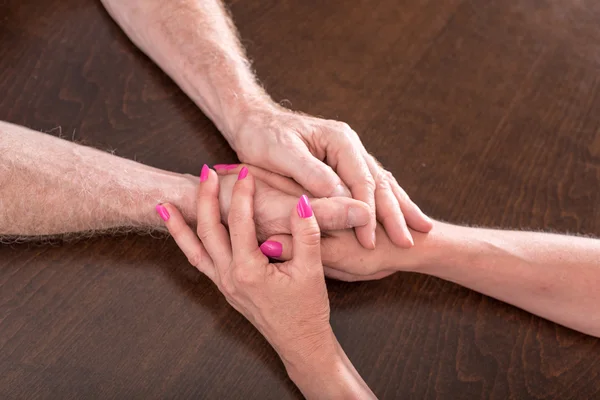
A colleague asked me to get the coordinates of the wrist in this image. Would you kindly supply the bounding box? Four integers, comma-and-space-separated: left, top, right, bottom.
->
399, 222, 480, 276
125, 171, 197, 229
220, 94, 279, 148
283, 333, 370, 399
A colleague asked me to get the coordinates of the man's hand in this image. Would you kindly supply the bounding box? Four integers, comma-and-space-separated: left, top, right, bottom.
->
229, 104, 433, 249
101, 0, 432, 249
217, 172, 371, 243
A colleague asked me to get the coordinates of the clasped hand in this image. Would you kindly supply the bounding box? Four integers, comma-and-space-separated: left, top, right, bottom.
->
159, 166, 335, 368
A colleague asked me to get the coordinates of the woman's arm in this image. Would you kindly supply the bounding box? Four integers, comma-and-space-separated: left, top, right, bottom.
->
418, 224, 600, 337
266, 221, 600, 337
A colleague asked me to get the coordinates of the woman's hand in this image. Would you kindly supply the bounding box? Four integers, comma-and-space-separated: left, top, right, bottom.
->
230, 105, 433, 249
157, 166, 375, 398
160, 166, 333, 363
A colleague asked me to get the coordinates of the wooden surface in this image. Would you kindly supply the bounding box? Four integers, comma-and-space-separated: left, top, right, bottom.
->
2, 0, 600, 398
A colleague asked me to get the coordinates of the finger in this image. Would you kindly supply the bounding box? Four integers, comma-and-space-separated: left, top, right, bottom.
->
215, 163, 306, 196
370, 170, 414, 248
392, 184, 434, 233
196, 165, 233, 270
364, 154, 415, 247
326, 128, 377, 249
260, 235, 292, 260
323, 267, 395, 282
274, 146, 351, 198
263, 234, 395, 281
310, 197, 370, 230
263, 233, 339, 267
157, 203, 216, 281
290, 195, 322, 268
228, 167, 262, 261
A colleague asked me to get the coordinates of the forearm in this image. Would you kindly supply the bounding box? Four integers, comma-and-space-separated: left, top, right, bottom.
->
100, 0, 271, 146
0, 121, 196, 238
283, 331, 376, 399
413, 223, 600, 336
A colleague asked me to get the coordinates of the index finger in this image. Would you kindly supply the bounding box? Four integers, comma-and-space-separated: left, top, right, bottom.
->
196, 165, 233, 270
227, 167, 261, 260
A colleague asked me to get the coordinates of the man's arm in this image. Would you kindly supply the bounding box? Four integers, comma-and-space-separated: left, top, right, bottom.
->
0, 122, 368, 240
99, 0, 435, 250
99, 0, 266, 145
0, 120, 196, 238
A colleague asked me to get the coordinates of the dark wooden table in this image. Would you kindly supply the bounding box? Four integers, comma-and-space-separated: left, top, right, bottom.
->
2, 0, 600, 398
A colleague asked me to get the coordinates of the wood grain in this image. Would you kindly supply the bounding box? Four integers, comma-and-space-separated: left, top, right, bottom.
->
1, 0, 599, 398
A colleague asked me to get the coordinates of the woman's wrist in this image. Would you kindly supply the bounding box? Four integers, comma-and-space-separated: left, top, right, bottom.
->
390, 222, 478, 275
282, 331, 375, 399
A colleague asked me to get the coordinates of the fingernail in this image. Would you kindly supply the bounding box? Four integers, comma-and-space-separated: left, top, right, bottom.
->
214, 164, 239, 171
297, 194, 313, 218
347, 206, 369, 227
155, 204, 170, 221
238, 166, 249, 180
260, 241, 283, 258
331, 183, 349, 197
200, 164, 210, 182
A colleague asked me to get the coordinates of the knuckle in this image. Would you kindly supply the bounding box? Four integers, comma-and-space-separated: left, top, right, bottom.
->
195, 219, 214, 241
363, 175, 376, 193
232, 265, 257, 285
396, 187, 411, 202
298, 226, 321, 246
220, 276, 237, 297
186, 252, 203, 268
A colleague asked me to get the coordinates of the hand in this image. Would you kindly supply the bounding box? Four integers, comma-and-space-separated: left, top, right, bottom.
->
215, 165, 431, 281
158, 166, 337, 369
228, 104, 433, 249
177, 169, 371, 243
217, 169, 370, 242
265, 225, 425, 282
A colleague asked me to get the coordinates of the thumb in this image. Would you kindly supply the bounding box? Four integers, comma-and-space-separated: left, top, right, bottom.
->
290, 195, 322, 268
276, 148, 350, 198
310, 197, 370, 230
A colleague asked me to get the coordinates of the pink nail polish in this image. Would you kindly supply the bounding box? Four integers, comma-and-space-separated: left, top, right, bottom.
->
200, 164, 210, 182
155, 204, 170, 221
238, 166, 248, 180
260, 241, 283, 258
296, 195, 313, 218
214, 164, 239, 171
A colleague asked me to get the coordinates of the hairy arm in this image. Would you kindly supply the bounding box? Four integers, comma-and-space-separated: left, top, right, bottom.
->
0, 120, 196, 238
100, 0, 267, 146
0, 122, 368, 241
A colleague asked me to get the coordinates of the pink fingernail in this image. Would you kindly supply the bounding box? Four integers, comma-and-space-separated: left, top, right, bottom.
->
200, 164, 210, 182
260, 241, 283, 258
214, 164, 239, 171
296, 195, 313, 218
155, 204, 170, 221
238, 166, 249, 180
